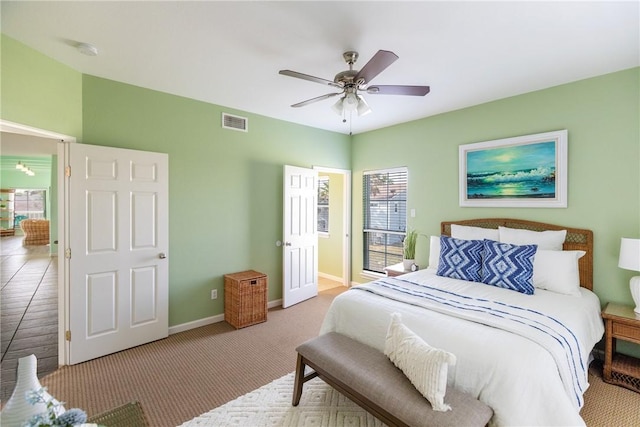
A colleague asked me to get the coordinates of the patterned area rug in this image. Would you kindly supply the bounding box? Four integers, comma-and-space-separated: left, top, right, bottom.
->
180, 372, 384, 426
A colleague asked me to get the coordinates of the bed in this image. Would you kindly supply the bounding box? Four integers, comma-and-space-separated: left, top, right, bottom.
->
320, 218, 604, 426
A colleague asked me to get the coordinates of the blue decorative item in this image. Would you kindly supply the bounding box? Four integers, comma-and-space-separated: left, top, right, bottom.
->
437, 236, 484, 282
481, 239, 537, 294
24, 388, 87, 427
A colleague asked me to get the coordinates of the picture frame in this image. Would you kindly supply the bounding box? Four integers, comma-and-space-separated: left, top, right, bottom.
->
459, 130, 567, 208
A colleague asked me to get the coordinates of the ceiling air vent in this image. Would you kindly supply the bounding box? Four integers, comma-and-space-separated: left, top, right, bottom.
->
222, 113, 248, 132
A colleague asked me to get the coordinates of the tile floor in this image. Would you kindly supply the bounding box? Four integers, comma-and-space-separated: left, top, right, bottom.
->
1, 235, 58, 402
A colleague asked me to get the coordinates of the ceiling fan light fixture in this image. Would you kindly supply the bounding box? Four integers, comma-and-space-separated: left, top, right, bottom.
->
356, 96, 372, 116
280, 49, 429, 124
331, 98, 344, 116
343, 93, 358, 112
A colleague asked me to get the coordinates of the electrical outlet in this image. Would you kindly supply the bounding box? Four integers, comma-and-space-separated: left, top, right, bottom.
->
211, 289, 218, 300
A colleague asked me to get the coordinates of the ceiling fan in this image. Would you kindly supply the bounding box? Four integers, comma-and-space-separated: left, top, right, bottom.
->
279, 50, 430, 118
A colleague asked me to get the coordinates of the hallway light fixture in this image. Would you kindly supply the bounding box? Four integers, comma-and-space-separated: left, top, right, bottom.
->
15, 162, 35, 176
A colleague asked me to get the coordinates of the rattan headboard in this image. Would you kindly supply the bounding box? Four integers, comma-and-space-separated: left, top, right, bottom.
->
441, 218, 594, 291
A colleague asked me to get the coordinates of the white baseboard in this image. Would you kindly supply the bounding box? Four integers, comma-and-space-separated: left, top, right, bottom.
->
318, 272, 343, 283
169, 298, 284, 335
268, 299, 282, 309
169, 314, 224, 335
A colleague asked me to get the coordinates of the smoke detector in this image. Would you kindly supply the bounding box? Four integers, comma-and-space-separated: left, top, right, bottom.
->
77, 42, 98, 56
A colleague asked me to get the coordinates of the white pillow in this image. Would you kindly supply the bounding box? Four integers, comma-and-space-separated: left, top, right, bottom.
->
428, 235, 441, 270
499, 226, 567, 250
533, 250, 585, 296
451, 224, 499, 241
384, 313, 456, 412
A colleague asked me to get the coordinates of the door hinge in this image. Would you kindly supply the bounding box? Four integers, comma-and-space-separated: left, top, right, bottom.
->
65, 165, 71, 177
65, 330, 71, 341
65, 248, 71, 259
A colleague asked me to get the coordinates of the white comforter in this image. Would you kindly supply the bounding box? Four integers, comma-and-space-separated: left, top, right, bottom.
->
319, 268, 604, 427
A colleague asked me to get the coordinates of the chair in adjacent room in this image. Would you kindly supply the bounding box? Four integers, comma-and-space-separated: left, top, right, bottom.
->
20, 219, 50, 246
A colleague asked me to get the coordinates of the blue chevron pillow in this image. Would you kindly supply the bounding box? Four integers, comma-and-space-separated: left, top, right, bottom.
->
481, 239, 538, 294
437, 236, 484, 282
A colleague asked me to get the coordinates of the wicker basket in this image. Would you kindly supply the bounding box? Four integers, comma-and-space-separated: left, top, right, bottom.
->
224, 270, 268, 329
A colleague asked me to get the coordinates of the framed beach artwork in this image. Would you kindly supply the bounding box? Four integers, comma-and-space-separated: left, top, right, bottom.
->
459, 130, 568, 208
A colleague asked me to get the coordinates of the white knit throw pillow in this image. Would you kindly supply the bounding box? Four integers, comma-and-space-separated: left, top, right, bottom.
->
384, 313, 456, 411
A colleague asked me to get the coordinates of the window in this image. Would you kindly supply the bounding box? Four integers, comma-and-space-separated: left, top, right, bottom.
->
317, 176, 329, 233
363, 168, 408, 273
14, 189, 46, 219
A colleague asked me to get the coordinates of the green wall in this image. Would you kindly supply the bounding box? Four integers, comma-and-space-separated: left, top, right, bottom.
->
1, 35, 82, 138
318, 172, 344, 278
4, 33, 639, 333
352, 67, 640, 310
81, 75, 351, 326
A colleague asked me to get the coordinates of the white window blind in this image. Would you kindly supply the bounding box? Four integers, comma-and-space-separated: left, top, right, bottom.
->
363, 168, 408, 273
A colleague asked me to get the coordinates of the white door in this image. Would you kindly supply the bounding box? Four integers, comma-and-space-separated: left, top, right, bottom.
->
283, 165, 318, 308
67, 143, 169, 364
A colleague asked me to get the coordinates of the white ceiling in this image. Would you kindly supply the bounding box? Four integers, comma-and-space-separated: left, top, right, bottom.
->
2, 1, 639, 135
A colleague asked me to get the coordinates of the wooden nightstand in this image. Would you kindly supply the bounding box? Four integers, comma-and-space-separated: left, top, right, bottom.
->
384, 263, 411, 277
601, 302, 640, 393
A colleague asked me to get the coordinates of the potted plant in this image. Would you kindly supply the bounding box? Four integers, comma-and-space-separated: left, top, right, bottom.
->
403, 229, 418, 270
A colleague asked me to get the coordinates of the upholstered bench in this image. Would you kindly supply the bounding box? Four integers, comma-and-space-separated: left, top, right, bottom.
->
293, 332, 493, 427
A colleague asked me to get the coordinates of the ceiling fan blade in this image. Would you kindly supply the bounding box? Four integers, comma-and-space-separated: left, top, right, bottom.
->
366, 85, 431, 96
291, 92, 342, 108
354, 50, 398, 84
279, 70, 343, 89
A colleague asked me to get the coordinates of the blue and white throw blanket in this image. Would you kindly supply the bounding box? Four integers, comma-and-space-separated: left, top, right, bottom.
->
354, 276, 588, 409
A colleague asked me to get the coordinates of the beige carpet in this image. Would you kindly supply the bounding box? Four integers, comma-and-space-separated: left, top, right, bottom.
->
580, 361, 640, 426
30, 285, 640, 427
38, 287, 347, 426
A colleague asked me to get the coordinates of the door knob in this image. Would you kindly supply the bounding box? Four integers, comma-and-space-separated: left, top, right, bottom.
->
158, 252, 167, 259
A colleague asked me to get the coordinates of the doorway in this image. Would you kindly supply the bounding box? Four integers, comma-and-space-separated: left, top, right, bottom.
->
314, 166, 351, 291
0, 123, 68, 401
